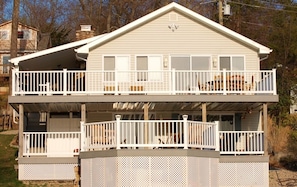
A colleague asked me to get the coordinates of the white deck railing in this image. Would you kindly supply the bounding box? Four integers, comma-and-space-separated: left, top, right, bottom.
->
219, 131, 264, 155
23, 132, 81, 157
12, 69, 277, 96
22, 126, 264, 157
81, 115, 218, 151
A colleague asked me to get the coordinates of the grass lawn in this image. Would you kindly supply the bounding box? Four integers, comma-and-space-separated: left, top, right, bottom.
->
0, 134, 25, 187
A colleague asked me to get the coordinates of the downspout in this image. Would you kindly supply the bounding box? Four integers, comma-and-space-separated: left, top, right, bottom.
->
75, 53, 87, 62
260, 55, 269, 62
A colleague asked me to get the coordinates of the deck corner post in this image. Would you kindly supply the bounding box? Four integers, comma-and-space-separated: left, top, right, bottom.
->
115, 69, 118, 95
215, 121, 220, 151
80, 121, 85, 152
63, 69, 67, 95
116, 115, 121, 149
12, 68, 16, 96
183, 115, 188, 149
272, 69, 277, 95
223, 68, 227, 95
172, 68, 176, 95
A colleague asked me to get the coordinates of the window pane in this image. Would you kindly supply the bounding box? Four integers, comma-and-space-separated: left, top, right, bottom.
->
18, 31, 24, 39
0, 31, 8, 40
232, 57, 244, 70
104, 56, 115, 81
219, 57, 230, 70
23, 30, 31, 39
171, 56, 190, 70
2, 56, 10, 73
136, 56, 148, 81
192, 56, 210, 70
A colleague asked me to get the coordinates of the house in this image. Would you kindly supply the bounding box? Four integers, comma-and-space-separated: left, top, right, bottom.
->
0, 21, 39, 78
9, 2, 278, 186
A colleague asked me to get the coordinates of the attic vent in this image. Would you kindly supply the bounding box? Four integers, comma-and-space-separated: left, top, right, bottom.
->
80, 25, 92, 31
169, 13, 178, 21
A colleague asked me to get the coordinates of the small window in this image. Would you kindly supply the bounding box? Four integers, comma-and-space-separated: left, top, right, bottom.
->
0, 30, 9, 40
17, 31, 24, 39
2, 56, 10, 74
17, 30, 31, 39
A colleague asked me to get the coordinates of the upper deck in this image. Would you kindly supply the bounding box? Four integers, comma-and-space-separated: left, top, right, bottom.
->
12, 69, 276, 96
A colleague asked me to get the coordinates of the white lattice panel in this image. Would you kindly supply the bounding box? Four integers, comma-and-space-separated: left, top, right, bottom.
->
218, 162, 268, 187
81, 156, 219, 187
19, 163, 77, 180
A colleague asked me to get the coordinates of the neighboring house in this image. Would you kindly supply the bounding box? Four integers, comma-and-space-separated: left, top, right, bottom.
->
0, 21, 38, 78
9, 3, 278, 187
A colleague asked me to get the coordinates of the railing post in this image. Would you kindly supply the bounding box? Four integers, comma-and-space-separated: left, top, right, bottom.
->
215, 121, 220, 151
80, 121, 85, 152
223, 69, 227, 95
12, 67, 17, 96
183, 115, 188, 149
115, 69, 118, 95
172, 69, 176, 95
272, 69, 277, 95
116, 115, 121, 149
63, 69, 67, 95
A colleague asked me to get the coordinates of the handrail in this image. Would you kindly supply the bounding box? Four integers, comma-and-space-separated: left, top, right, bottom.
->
12, 69, 277, 96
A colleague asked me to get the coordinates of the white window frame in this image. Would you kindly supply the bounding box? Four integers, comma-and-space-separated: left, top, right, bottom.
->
0, 30, 9, 40
103, 55, 130, 82
135, 55, 163, 82
2, 55, 10, 74
170, 55, 212, 70
218, 55, 245, 71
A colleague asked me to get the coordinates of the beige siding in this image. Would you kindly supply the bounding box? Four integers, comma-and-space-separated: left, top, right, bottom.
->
87, 10, 259, 71
0, 22, 38, 51
241, 112, 261, 131
48, 118, 80, 132
87, 112, 113, 122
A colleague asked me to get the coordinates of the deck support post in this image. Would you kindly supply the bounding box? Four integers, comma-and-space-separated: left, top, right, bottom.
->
202, 103, 207, 122
81, 104, 86, 122
263, 103, 268, 156
116, 115, 121, 149
18, 104, 24, 157
183, 115, 188, 149
144, 103, 149, 148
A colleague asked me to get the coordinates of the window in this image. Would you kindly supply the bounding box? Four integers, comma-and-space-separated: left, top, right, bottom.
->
171, 56, 211, 90
171, 56, 211, 70
2, 56, 10, 74
219, 56, 244, 70
136, 55, 162, 81
103, 56, 129, 82
0, 30, 9, 40
17, 30, 31, 40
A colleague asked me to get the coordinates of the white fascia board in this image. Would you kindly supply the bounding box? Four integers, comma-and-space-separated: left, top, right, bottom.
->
10, 35, 105, 66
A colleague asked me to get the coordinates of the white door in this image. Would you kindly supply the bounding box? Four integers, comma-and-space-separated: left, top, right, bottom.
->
116, 56, 129, 82
148, 56, 162, 81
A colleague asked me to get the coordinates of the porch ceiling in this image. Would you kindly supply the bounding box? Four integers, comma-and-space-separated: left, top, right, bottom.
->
11, 102, 265, 114
9, 94, 278, 113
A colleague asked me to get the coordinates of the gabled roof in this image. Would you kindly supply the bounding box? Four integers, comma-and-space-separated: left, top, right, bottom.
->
0, 20, 39, 31
75, 2, 272, 55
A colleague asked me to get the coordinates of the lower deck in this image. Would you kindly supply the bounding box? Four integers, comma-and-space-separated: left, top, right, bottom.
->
18, 149, 269, 187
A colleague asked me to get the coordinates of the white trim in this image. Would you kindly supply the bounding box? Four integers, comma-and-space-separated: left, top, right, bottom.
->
218, 55, 246, 71
75, 2, 272, 55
